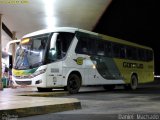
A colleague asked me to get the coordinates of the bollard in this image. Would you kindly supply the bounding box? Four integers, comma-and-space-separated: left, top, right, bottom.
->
0, 81, 3, 90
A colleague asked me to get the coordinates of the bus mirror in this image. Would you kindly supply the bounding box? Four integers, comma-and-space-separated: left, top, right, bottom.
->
50, 33, 59, 49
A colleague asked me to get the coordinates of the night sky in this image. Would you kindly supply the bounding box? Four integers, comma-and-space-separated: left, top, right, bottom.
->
93, 0, 160, 75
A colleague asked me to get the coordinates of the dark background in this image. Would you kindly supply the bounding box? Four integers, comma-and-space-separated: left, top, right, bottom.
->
93, 0, 160, 75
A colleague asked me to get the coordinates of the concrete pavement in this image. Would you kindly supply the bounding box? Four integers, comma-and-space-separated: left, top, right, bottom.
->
0, 87, 81, 118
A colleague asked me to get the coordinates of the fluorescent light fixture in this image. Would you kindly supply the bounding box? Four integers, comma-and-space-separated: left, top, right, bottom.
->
45, 16, 57, 29
43, 0, 57, 29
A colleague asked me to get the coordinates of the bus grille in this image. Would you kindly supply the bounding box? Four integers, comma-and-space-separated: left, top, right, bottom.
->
15, 81, 31, 85
14, 76, 30, 79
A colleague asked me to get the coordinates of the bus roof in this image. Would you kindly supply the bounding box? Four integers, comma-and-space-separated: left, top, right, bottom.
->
22, 27, 78, 38
22, 27, 152, 50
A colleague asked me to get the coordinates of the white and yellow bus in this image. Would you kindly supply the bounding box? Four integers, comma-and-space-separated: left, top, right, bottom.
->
12, 27, 154, 93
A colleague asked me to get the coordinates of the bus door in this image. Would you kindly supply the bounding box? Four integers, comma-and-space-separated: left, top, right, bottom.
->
46, 33, 63, 87
46, 32, 75, 87
46, 61, 62, 87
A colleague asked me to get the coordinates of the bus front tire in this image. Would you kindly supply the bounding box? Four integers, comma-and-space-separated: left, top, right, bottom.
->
66, 74, 81, 94
124, 75, 138, 90
37, 87, 53, 92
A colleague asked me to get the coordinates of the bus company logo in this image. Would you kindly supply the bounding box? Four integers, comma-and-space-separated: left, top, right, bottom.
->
123, 62, 143, 69
0, 0, 29, 4
73, 57, 85, 65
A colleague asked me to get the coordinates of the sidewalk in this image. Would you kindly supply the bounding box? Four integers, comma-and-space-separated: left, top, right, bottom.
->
0, 87, 81, 118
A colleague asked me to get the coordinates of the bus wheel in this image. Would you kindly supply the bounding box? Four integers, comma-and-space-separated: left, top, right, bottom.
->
66, 74, 81, 94
103, 85, 115, 91
37, 87, 53, 92
124, 75, 138, 90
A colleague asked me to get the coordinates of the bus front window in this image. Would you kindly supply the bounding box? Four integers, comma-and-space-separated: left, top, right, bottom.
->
14, 33, 51, 70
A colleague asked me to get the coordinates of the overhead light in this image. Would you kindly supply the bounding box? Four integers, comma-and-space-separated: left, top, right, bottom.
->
43, 0, 57, 29
45, 16, 57, 29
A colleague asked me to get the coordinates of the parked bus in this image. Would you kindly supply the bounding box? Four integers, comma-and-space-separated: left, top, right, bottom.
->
12, 27, 154, 93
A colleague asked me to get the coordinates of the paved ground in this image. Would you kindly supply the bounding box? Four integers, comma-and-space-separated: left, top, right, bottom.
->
17, 79, 160, 120
0, 87, 81, 119
0, 81, 160, 120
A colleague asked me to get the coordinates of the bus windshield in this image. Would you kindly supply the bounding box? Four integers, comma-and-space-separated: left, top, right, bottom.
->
13, 33, 51, 70
13, 32, 75, 70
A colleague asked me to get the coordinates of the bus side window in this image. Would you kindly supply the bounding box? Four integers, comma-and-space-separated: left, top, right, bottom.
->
75, 36, 92, 54
126, 47, 137, 60
76, 37, 88, 54
138, 49, 146, 61
112, 44, 121, 58
146, 50, 153, 61
56, 32, 74, 58
82, 47, 88, 53
75, 32, 96, 55
120, 46, 126, 59
97, 40, 105, 56
61, 33, 74, 54
87, 38, 96, 55
104, 41, 112, 57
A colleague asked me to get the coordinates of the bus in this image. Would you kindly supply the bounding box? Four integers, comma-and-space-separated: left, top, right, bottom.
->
12, 27, 154, 93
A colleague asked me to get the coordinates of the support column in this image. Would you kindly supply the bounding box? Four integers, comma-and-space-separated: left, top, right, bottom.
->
12, 31, 16, 64
0, 14, 3, 90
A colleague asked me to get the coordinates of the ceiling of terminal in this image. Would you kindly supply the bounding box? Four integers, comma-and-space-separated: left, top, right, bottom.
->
0, 0, 112, 38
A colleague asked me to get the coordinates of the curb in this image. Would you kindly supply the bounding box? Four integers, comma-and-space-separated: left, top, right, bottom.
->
19, 91, 69, 97
0, 101, 81, 118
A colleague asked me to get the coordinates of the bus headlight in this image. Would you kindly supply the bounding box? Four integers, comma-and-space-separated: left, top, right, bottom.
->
35, 80, 42, 84
30, 68, 47, 78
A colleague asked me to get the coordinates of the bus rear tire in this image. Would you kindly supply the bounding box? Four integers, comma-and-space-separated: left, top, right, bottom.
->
66, 74, 81, 94
37, 87, 53, 92
103, 85, 115, 91
124, 75, 138, 90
